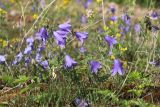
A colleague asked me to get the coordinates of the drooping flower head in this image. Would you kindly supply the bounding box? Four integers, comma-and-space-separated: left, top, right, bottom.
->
151, 25, 160, 32
122, 14, 131, 25
134, 24, 141, 33
89, 60, 102, 74
40, 60, 50, 70
25, 57, 31, 66
59, 23, 72, 32
24, 46, 32, 55
53, 31, 66, 48
84, 0, 92, 9
110, 6, 116, 14
112, 59, 124, 76
53, 22, 71, 48
56, 30, 69, 38
150, 11, 159, 20
64, 55, 77, 68
13, 52, 23, 65
80, 47, 86, 53
124, 26, 130, 33
38, 44, 46, 53
149, 60, 160, 67
35, 53, 42, 63
104, 36, 117, 48
119, 24, 130, 36
110, 16, 118, 22
0, 55, 6, 63
36, 27, 49, 42
26, 37, 34, 47
75, 32, 88, 44
74, 98, 90, 107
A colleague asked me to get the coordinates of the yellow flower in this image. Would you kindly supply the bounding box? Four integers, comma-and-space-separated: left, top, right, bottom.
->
97, 0, 102, 3
2, 40, 8, 47
11, 38, 21, 43
0, 38, 3, 42
0, 8, 7, 14
123, 61, 127, 68
109, 21, 114, 25
33, 14, 38, 20
116, 33, 121, 38
120, 47, 127, 52
111, 55, 115, 60
10, 0, 15, 3
138, 17, 143, 21
63, 0, 71, 6
103, 26, 109, 31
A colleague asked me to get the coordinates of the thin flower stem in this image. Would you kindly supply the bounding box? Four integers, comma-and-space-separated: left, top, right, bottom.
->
102, 0, 106, 27
80, 19, 102, 30
18, 0, 31, 41
5, 61, 12, 75
116, 38, 145, 95
19, 0, 57, 51
145, 34, 157, 72
20, 0, 31, 28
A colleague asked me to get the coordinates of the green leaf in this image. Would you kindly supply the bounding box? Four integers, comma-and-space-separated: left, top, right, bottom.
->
128, 89, 143, 97
96, 90, 111, 95
128, 71, 142, 81
0, 75, 14, 85
13, 75, 30, 84
96, 90, 119, 102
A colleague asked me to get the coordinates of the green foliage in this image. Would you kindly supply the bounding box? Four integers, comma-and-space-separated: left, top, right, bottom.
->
127, 89, 143, 97
96, 90, 119, 103
13, 75, 30, 84
122, 99, 156, 107
0, 75, 14, 86
128, 71, 142, 81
